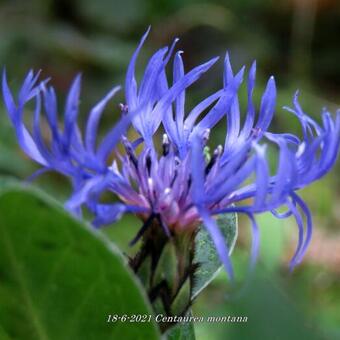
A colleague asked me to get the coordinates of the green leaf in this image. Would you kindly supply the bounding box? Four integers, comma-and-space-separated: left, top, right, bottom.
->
0, 184, 160, 340
192, 213, 238, 299
137, 255, 152, 291
0, 176, 19, 193
164, 311, 195, 340
0, 325, 11, 340
170, 279, 190, 316
153, 241, 178, 294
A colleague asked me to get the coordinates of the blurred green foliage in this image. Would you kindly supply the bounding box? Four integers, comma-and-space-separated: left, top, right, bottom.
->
0, 0, 339, 339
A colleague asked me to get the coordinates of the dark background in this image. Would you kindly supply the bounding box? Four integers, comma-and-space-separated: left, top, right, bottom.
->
0, 0, 339, 339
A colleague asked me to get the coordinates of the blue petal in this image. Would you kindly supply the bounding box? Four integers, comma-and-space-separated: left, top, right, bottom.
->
96, 104, 145, 164
85, 86, 121, 153
291, 193, 312, 262
93, 203, 147, 227
125, 26, 150, 110
2, 68, 16, 121
240, 61, 256, 139
173, 51, 185, 131
65, 174, 112, 212
223, 53, 241, 151
199, 208, 234, 281
253, 144, 269, 209
207, 156, 256, 203
41, 85, 61, 150
287, 197, 305, 270
196, 66, 244, 131
32, 93, 53, 165
190, 132, 205, 203
138, 47, 169, 101
184, 89, 223, 131
153, 57, 219, 136
213, 207, 260, 272
2, 70, 47, 165
255, 76, 276, 135
63, 74, 82, 147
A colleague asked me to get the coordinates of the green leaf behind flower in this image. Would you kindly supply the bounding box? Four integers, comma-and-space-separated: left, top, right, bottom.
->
192, 213, 238, 299
164, 311, 196, 340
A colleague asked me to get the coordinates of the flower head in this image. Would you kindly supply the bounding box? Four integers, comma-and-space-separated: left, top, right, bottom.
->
3, 29, 340, 281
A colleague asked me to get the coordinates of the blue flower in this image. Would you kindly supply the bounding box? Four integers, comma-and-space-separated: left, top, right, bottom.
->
3, 28, 340, 281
